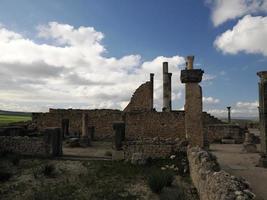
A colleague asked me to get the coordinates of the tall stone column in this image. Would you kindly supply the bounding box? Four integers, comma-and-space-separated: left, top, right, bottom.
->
80, 112, 91, 146
227, 106, 231, 123
180, 56, 204, 147
150, 73, 154, 111
257, 71, 267, 167
163, 62, 172, 112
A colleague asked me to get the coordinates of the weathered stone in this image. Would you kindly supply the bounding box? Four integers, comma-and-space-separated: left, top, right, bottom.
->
180, 69, 204, 83
187, 147, 255, 200
257, 71, 267, 167
113, 122, 125, 150
80, 113, 91, 147
44, 127, 62, 157
112, 150, 124, 160
181, 56, 204, 147
124, 75, 153, 112
131, 153, 146, 165
163, 62, 172, 112
227, 106, 231, 123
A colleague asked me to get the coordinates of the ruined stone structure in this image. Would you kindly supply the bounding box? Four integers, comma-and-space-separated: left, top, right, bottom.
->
257, 71, 267, 167
227, 106, 231, 123
31, 56, 243, 146
188, 147, 255, 200
181, 56, 204, 147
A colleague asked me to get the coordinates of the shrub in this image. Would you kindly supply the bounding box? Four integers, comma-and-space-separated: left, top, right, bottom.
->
42, 163, 56, 178
148, 171, 166, 193
163, 171, 174, 187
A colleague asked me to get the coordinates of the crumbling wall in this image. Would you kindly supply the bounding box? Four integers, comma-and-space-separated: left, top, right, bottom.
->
33, 109, 122, 139
123, 138, 187, 159
187, 147, 255, 200
207, 124, 244, 143
0, 136, 50, 156
124, 81, 153, 112
125, 111, 186, 140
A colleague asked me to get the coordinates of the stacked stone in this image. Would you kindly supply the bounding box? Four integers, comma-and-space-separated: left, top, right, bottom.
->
257, 71, 267, 167
162, 62, 172, 112
180, 56, 204, 147
188, 147, 255, 200
0, 136, 48, 156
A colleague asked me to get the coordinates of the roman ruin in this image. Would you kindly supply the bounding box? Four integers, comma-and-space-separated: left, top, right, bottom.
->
258, 71, 267, 167
1, 56, 259, 200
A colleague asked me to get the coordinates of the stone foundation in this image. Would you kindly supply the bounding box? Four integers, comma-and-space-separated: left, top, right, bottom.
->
0, 136, 50, 156
187, 147, 255, 200
123, 138, 187, 160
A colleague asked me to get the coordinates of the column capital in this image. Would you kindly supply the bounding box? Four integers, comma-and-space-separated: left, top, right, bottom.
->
257, 71, 267, 82
180, 69, 204, 83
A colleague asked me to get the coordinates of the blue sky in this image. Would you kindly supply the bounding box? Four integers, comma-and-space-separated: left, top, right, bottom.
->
0, 0, 266, 118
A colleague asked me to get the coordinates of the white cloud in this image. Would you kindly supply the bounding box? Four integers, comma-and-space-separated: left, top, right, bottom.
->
206, 100, 259, 118
203, 96, 220, 104
207, 0, 267, 26
214, 15, 267, 56
0, 22, 186, 112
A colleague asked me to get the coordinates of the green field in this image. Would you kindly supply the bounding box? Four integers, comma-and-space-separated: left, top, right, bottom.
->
0, 114, 32, 126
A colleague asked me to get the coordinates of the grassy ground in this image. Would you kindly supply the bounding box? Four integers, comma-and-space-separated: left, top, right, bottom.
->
0, 114, 32, 126
0, 155, 198, 200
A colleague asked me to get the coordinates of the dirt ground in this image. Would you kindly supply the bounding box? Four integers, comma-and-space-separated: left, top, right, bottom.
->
210, 144, 267, 200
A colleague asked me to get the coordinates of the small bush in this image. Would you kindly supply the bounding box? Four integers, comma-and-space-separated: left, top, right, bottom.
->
42, 163, 56, 178
163, 171, 174, 187
148, 171, 166, 193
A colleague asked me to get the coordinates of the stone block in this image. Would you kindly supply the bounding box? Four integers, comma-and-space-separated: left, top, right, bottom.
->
112, 150, 125, 160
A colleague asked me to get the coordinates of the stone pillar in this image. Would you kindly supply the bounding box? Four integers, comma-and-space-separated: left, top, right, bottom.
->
257, 71, 267, 167
180, 56, 204, 147
61, 119, 69, 138
227, 106, 231, 123
113, 122, 125, 150
44, 127, 62, 157
150, 73, 154, 111
80, 112, 91, 147
163, 62, 172, 112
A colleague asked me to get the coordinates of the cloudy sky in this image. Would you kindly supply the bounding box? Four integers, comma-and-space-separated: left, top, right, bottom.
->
0, 0, 266, 118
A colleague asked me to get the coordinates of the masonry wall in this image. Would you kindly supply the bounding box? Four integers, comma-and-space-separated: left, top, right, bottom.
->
207, 124, 244, 143
123, 138, 187, 159
187, 147, 255, 200
124, 81, 153, 112
33, 108, 241, 142
33, 109, 122, 139
0, 136, 49, 156
125, 111, 186, 140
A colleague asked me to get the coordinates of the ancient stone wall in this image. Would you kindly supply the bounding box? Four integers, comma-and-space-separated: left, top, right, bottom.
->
0, 136, 50, 156
33, 109, 122, 139
124, 81, 153, 112
207, 124, 244, 143
123, 138, 187, 159
33, 108, 239, 142
125, 111, 186, 140
187, 147, 255, 200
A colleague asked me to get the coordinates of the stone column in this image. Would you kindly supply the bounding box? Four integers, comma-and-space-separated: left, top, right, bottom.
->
163, 62, 172, 112
150, 73, 154, 111
180, 56, 204, 147
257, 71, 267, 167
113, 122, 125, 150
227, 106, 231, 123
44, 127, 62, 157
80, 112, 91, 146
